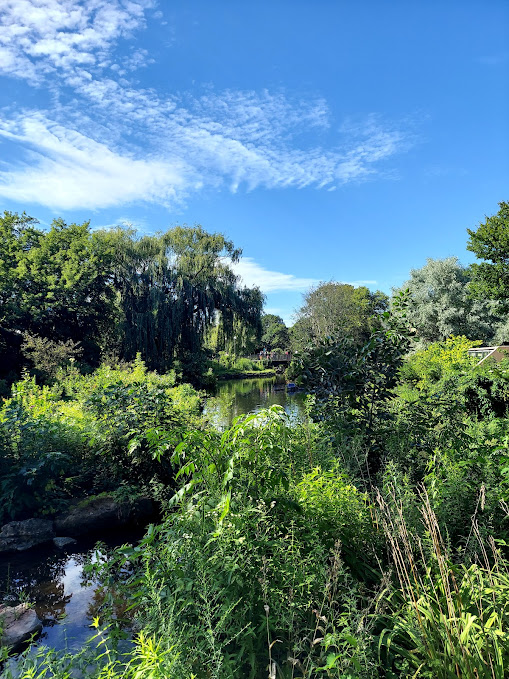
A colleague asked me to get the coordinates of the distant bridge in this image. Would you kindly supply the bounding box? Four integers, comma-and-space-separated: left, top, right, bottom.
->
248, 353, 292, 365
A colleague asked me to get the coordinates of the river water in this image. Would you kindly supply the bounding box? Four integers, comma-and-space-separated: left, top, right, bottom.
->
0, 528, 145, 656
1, 378, 306, 656
204, 376, 307, 428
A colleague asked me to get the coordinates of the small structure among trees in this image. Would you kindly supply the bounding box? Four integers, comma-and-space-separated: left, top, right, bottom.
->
467, 345, 509, 365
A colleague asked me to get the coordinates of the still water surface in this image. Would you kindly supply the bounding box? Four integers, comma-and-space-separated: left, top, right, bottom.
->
0, 530, 142, 655
204, 376, 307, 428
1, 378, 305, 655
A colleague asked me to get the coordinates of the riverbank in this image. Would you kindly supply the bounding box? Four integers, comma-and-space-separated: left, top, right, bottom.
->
216, 368, 276, 380
206, 355, 280, 382
1, 377, 303, 655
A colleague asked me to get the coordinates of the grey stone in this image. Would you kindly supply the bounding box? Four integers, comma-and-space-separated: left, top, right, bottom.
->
0, 519, 54, 553
53, 536, 77, 548
0, 604, 42, 648
55, 495, 154, 537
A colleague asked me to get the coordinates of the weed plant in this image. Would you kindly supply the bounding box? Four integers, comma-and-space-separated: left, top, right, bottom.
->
377, 488, 509, 679
0, 357, 202, 521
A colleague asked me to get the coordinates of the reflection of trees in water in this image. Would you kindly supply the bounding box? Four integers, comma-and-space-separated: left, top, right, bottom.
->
206, 378, 307, 428
0, 550, 72, 623
0, 534, 145, 648
86, 584, 134, 629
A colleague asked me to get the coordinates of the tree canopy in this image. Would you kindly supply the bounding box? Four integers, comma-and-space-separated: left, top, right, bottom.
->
0, 212, 117, 363
395, 257, 504, 345
259, 314, 290, 351
0, 212, 263, 380
292, 282, 388, 350
467, 201, 509, 307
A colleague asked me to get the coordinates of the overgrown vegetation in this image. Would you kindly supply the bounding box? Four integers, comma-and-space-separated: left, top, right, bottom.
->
0, 356, 202, 523
3, 202, 509, 678
0, 213, 263, 384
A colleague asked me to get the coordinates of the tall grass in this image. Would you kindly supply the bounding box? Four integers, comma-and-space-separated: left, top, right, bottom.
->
377, 486, 509, 679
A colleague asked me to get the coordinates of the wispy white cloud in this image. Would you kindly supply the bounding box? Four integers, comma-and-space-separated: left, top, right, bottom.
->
232, 261, 379, 296
0, 104, 414, 209
0, 114, 192, 209
232, 257, 319, 293
0, 0, 154, 83
0, 1, 419, 211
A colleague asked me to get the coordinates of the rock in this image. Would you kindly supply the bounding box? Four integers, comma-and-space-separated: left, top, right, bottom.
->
53, 537, 77, 548
0, 604, 42, 648
0, 519, 54, 554
55, 495, 154, 537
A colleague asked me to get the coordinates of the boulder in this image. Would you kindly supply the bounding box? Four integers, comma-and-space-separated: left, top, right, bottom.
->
0, 604, 42, 648
0, 519, 54, 553
55, 495, 154, 537
53, 536, 77, 548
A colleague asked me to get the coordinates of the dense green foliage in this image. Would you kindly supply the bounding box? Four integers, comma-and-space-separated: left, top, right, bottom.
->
468, 201, 509, 307
0, 213, 263, 383
207, 352, 274, 379
395, 257, 505, 345
0, 357, 202, 523
259, 313, 291, 351
7, 296, 509, 678
291, 282, 388, 351
4, 201, 509, 678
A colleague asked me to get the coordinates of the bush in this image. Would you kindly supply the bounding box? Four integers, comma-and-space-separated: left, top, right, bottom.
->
0, 374, 87, 520
401, 336, 479, 389
0, 359, 202, 521
22, 333, 83, 383
102, 408, 381, 678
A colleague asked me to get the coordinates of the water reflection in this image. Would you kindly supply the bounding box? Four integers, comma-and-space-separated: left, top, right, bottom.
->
0, 531, 144, 653
204, 377, 307, 429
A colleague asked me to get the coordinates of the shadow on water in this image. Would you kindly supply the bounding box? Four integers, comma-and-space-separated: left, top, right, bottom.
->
204, 376, 307, 429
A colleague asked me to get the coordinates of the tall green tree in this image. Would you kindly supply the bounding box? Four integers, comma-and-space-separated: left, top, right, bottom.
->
0, 211, 43, 332
295, 291, 413, 474
99, 225, 263, 374
289, 316, 313, 353
0, 213, 263, 380
467, 201, 509, 306
395, 257, 504, 345
0, 212, 117, 364
259, 314, 290, 351
293, 282, 388, 349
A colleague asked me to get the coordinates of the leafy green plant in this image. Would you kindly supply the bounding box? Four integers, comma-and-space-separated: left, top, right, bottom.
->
294, 290, 413, 476
22, 332, 83, 384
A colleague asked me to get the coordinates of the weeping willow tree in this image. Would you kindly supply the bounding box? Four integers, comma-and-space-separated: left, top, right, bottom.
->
99, 225, 263, 373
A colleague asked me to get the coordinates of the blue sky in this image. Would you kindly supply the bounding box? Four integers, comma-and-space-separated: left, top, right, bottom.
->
0, 1, 508, 324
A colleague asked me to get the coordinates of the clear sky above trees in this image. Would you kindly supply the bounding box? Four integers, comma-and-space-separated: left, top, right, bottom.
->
0, 1, 507, 323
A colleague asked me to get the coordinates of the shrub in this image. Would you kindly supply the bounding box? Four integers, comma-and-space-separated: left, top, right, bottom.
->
403, 336, 479, 388
22, 333, 82, 383
107, 408, 381, 678
0, 375, 86, 520
0, 359, 202, 520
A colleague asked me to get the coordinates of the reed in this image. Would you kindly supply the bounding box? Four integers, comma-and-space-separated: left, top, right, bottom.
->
377, 486, 509, 679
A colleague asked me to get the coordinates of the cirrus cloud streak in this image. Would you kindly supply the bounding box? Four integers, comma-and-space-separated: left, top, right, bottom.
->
0, 0, 420, 211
